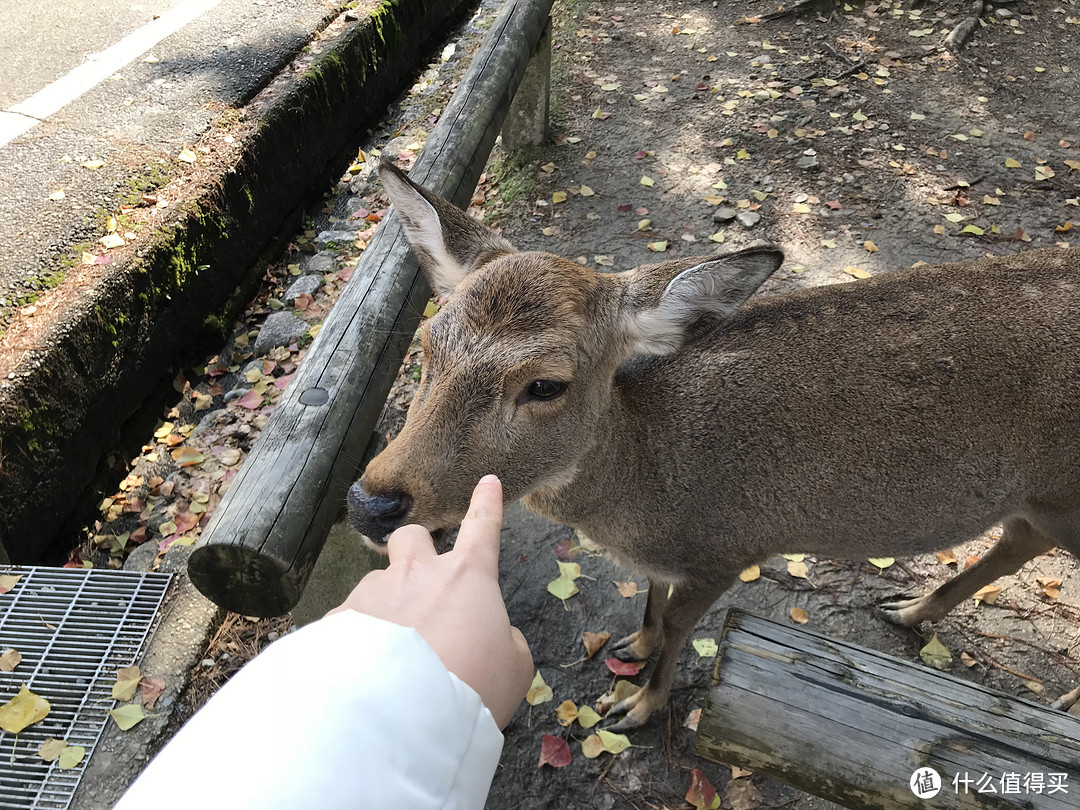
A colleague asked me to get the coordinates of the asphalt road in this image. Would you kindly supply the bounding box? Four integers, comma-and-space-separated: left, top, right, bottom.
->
0, 0, 343, 307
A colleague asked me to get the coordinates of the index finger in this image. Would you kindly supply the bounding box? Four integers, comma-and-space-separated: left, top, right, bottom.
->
452, 474, 504, 572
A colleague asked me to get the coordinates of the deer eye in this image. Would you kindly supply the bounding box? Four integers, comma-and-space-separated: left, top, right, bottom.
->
521, 379, 568, 403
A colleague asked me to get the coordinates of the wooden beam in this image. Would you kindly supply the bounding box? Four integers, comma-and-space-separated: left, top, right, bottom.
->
188, 0, 555, 617
696, 609, 1080, 809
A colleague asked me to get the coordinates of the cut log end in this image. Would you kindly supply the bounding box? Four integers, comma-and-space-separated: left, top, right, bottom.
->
188, 544, 300, 617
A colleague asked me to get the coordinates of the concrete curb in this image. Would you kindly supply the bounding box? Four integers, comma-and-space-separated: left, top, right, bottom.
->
0, 0, 471, 563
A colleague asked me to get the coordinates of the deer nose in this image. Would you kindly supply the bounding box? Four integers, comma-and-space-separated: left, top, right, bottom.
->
347, 482, 412, 542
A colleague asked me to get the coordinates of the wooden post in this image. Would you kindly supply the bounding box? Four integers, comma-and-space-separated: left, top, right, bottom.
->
695, 609, 1080, 810
187, 0, 556, 617
501, 17, 550, 149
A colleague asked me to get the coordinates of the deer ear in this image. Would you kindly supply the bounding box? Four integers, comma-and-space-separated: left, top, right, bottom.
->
621, 245, 784, 355
380, 162, 516, 297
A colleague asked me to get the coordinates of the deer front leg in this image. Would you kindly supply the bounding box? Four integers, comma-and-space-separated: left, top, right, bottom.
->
605, 580, 728, 732
609, 578, 670, 661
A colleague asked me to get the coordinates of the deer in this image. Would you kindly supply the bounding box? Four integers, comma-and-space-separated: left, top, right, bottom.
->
348, 161, 1080, 732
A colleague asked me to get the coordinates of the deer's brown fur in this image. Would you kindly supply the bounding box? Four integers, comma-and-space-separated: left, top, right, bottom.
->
350, 162, 1080, 730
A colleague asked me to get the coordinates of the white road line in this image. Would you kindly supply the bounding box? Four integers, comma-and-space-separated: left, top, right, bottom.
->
1, 0, 223, 148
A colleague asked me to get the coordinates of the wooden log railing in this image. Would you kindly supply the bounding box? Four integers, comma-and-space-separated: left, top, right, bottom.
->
695, 609, 1080, 809
188, 0, 554, 617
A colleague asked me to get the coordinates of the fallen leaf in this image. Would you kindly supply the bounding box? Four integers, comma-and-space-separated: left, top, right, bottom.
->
692, 638, 718, 657
582, 631, 610, 658
792, 202, 811, 214
738, 564, 760, 582
936, 549, 958, 565
237, 389, 264, 409
709, 231, 726, 243
605, 658, 641, 676
577, 705, 602, 728
526, 671, 553, 705
684, 708, 701, 731
973, 584, 1002, 605
38, 738, 67, 762
863, 240, 879, 253
920, 634, 952, 671
547, 576, 578, 601
646, 241, 668, 252
960, 224, 985, 236
843, 266, 871, 279
731, 765, 753, 779
613, 580, 639, 598
787, 560, 809, 578
171, 447, 205, 467
868, 557, 895, 570
1036, 577, 1061, 600
178, 148, 197, 163
686, 768, 721, 810
580, 185, 595, 196
552, 191, 567, 204
112, 665, 141, 701
0, 684, 51, 733
640, 175, 655, 187
597, 728, 632, 754
1005, 158, 1022, 168
539, 735, 572, 767
581, 734, 607, 758
0, 648, 22, 672
790, 607, 809, 624
725, 777, 762, 810
58, 746, 85, 769
1035, 165, 1056, 181
0, 574, 23, 595
140, 677, 166, 709
960, 651, 978, 668
100, 233, 125, 249
555, 700, 579, 726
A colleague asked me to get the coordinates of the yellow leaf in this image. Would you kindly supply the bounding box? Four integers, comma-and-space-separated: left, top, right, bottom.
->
38, 738, 67, 762
692, 638, 718, 657
736, 149, 750, 160
112, 665, 141, 701
1035, 165, 1056, 181
646, 241, 668, 252
919, 634, 952, 670
792, 202, 811, 214
708, 231, 725, 243
1066, 160, 1080, 172
982, 195, 1000, 206
423, 301, 439, 318
556, 699, 579, 726
552, 191, 567, 204
933, 224, 946, 235
704, 195, 724, 205
787, 560, 809, 578
973, 584, 1002, 605
58, 745, 85, 769
108, 703, 145, 730
581, 631, 609, 658
960, 224, 985, 236
178, 148, 197, 164
790, 607, 809, 624
0, 684, 51, 733
0, 648, 22, 672
863, 240, 879, 253
944, 212, 965, 223
540, 162, 556, 174
577, 705, 602, 728
868, 557, 895, 570
171, 447, 205, 467
843, 266, 871, 279
81, 160, 105, 169
738, 564, 760, 582
0, 573, 23, 594
526, 671, 553, 706
547, 577, 578, 601
557, 561, 581, 581
821, 239, 836, 248
597, 729, 632, 754
581, 734, 606, 758
580, 185, 595, 197
640, 175, 655, 187
852, 109, 867, 122
1005, 158, 1022, 168
781, 553, 804, 562
637, 219, 651, 231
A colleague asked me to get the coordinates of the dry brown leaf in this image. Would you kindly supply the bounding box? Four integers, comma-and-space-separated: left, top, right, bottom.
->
582, 631, 610, 658
738, 564, 760, 582
973, 584, 1002, 605
613, 580, 639, 598
1036, 577, 1062, 600
936, 549, 958, 565
787, 560, 809, 579
789, 607, 809, 624
0, 648, 22, 672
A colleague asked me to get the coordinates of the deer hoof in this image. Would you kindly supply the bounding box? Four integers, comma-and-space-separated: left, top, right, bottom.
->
609, 631, 656, 661
1052, 686, 1080, 715
603, 693, 652, 732
877, 594, 937, 626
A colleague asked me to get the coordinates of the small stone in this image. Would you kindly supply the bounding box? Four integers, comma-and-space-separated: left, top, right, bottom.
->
712, 206, 738, 223
994, 7, 1012, 17
253, 312, 308, 356
736, 211, 761, 228
795, 155, 820, 171
284, 274, 322, 305
224, 388, 250, 403
302, 252, 337, 275
315, 230, 358, 249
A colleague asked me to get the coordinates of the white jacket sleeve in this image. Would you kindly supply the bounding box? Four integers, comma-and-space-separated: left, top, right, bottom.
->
115, 610, 503, 810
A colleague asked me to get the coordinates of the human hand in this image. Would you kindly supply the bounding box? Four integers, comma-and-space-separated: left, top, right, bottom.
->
330, 474, 533, 729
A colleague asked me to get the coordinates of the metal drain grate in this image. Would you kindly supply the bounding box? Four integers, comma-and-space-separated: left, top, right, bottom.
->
0, 567, 172, 810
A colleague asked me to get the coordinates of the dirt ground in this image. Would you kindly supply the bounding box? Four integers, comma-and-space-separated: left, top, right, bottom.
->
82, 0, 1080, 807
